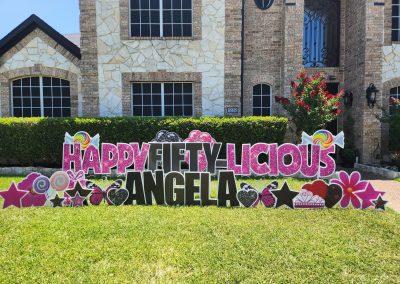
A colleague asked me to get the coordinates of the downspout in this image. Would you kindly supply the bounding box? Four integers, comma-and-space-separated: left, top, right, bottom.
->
240, 0, 245, 117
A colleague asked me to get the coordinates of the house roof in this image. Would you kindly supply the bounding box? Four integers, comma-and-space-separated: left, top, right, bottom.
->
0, 14, 81, 59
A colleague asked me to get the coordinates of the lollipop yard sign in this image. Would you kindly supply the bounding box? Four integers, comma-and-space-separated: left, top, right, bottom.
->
0, 130, 387, 210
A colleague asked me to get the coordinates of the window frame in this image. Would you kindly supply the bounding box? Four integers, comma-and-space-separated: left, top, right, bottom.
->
11, 76, 71, 118
129, 0, 193, 38
390, 86, 400, 115
393, 0, 400, 42
252, 84, 272, 117
131, 82, 194, 117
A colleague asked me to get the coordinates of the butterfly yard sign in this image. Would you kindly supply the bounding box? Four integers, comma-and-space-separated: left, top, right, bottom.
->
0, 130, 388, 211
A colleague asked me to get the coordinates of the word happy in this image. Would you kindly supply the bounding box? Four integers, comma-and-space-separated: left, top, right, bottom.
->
63, 142, 336, 178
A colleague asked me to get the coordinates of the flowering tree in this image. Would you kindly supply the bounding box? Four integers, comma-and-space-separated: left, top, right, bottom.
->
275, 71, 343, 139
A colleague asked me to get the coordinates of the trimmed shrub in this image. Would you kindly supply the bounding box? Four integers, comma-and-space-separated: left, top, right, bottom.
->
0, 116, 288, 167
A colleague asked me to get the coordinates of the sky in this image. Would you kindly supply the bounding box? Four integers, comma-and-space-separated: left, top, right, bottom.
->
0, 0, 79, 39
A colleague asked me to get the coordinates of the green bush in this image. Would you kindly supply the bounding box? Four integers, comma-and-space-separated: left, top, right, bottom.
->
0, 116, 288, 167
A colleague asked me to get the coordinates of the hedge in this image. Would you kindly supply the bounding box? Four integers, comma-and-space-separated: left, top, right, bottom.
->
0, 116, 288, 167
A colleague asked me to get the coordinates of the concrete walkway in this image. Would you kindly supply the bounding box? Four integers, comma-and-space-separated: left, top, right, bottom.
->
370, 180, 400, 212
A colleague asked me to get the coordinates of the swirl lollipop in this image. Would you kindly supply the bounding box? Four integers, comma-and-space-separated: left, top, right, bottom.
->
50, 171, 70, 192
302, 130, 344, 149
73, 131, 91, 150
32, 176, 50, 194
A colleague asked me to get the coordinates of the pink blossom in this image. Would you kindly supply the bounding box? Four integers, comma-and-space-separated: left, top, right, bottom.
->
331, 171, 368, 209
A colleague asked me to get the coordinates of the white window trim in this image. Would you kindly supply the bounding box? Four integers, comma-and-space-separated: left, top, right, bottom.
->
131, 82, 194, 117
129, 0, 193, 37
252, 84, 272, 116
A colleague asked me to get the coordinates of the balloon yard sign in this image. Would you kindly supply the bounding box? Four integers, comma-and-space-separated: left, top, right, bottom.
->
0, 130, 387, 210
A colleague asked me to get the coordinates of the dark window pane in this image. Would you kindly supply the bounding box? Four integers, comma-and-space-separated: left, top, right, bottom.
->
32, 98, 40, 108
43, 87, 52, 97
165, 106, 173, 116
253, 108, 261, 116
163, 0, 171, 9
52, 87, 61, 97
141, 24, 150, 36
174, 95, 183, 104
174, 106, 183, 116
62, 98, 71, 108
182, 0, 191, 9
52, 78, 61, 86
132, 83, 142, 94
44, 108, 52, 117
53, 108, 62, 117
44, 98, 52, 107
31, 87, 40, 97
143, 106, 152, 116
253, 96, 261, 107
31, 77, 40, 86
62, 87, 70, 97
13, 108, 22, 117
141, 10, 150, 23
131, 24, 141, 36
61, 79, 70, 87
393, 17, 400, 29
253, 85, 262, 95
151, 24, 160, 37
153, 106, 162, 116
183, 95, 192, 104
165, 95, 173, 105
262, 108, 271, 116
62, 108, 71, 117
22, 78, 30, 87
142, 83, 152, 94
182, 25, 192, 36
23, 98, 31, 107
131, 11, 140, 23
153, 94, 161, 105
163, 11, 172, 23
393, 5, 399, 17
133, 106, 142, 116
13, 79, 21, 87
183, 83, 192, 93
13, 98, 21, 107
53, 98, 62, 108
391, 87, 398, 95
182, 11, 191, 23
13, 87, 21, 97
133, 95, 142, 105
32, 108, 41, 117
262, 85, 271, 95
140, 0, 149, 9
173, 10, 182, 22
23, 108, 32, 117
43, 77, 52, 86
263, 96, 271, 107
131, 0, 140, 9
173, 24, 182, 36
22, 88, 31, 97
152, 83, 161, 93
174, 83, 183, 93
143, 94, 152, 105
164, 83, 173, 94
184, 106, 193, 116
150, 0, 159, 9
163, 24, 172, 36
172, 0, 181, 9
150, 10, 160, 22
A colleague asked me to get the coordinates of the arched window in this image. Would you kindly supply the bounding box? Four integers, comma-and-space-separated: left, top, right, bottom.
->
303, 0, 340, 67
253, 84, 271, 116
11, 77, 71, 117
390, 86, 400, 115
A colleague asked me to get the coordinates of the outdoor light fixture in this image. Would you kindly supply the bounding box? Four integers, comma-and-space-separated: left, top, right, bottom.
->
343, 91, 353, 108
366, 83, 379, 109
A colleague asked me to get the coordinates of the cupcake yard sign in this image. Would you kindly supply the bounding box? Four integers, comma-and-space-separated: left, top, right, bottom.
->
0, 130, 387, 210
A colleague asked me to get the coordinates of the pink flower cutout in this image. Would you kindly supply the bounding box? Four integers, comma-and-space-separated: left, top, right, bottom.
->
331, 171, 368, 209
184, 130, 216, 171
17, 173, 47, 207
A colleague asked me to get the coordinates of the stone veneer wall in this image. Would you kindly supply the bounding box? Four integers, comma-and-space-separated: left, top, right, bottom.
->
0, 28, 81, 117
95, 0, 225, 116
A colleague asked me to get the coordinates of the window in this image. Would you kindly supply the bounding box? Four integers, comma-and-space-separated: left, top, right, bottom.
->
132, 82, 193, 116
253, 84, 271, 116
303, 0, 340, 67
11, 77, 71, 118
393, 0, 400, 41
390, 86, 400, 115
130, 0, 193, 37
254, 0, 274, 10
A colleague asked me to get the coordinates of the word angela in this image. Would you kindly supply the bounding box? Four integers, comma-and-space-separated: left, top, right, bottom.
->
63, 142, 336, 178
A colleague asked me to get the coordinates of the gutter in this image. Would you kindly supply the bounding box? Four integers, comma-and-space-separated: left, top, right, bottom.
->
240, 0, 245, 117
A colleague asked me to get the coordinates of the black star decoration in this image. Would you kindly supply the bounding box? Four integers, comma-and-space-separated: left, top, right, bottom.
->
50, 194, 65, 208
270, 181, 299, 209
373, 195, 388, 211
66, 182, 92, 199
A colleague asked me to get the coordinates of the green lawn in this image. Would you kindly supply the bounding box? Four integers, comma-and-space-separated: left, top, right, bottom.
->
0, 177, 399, 283
395, 177, 400, 182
